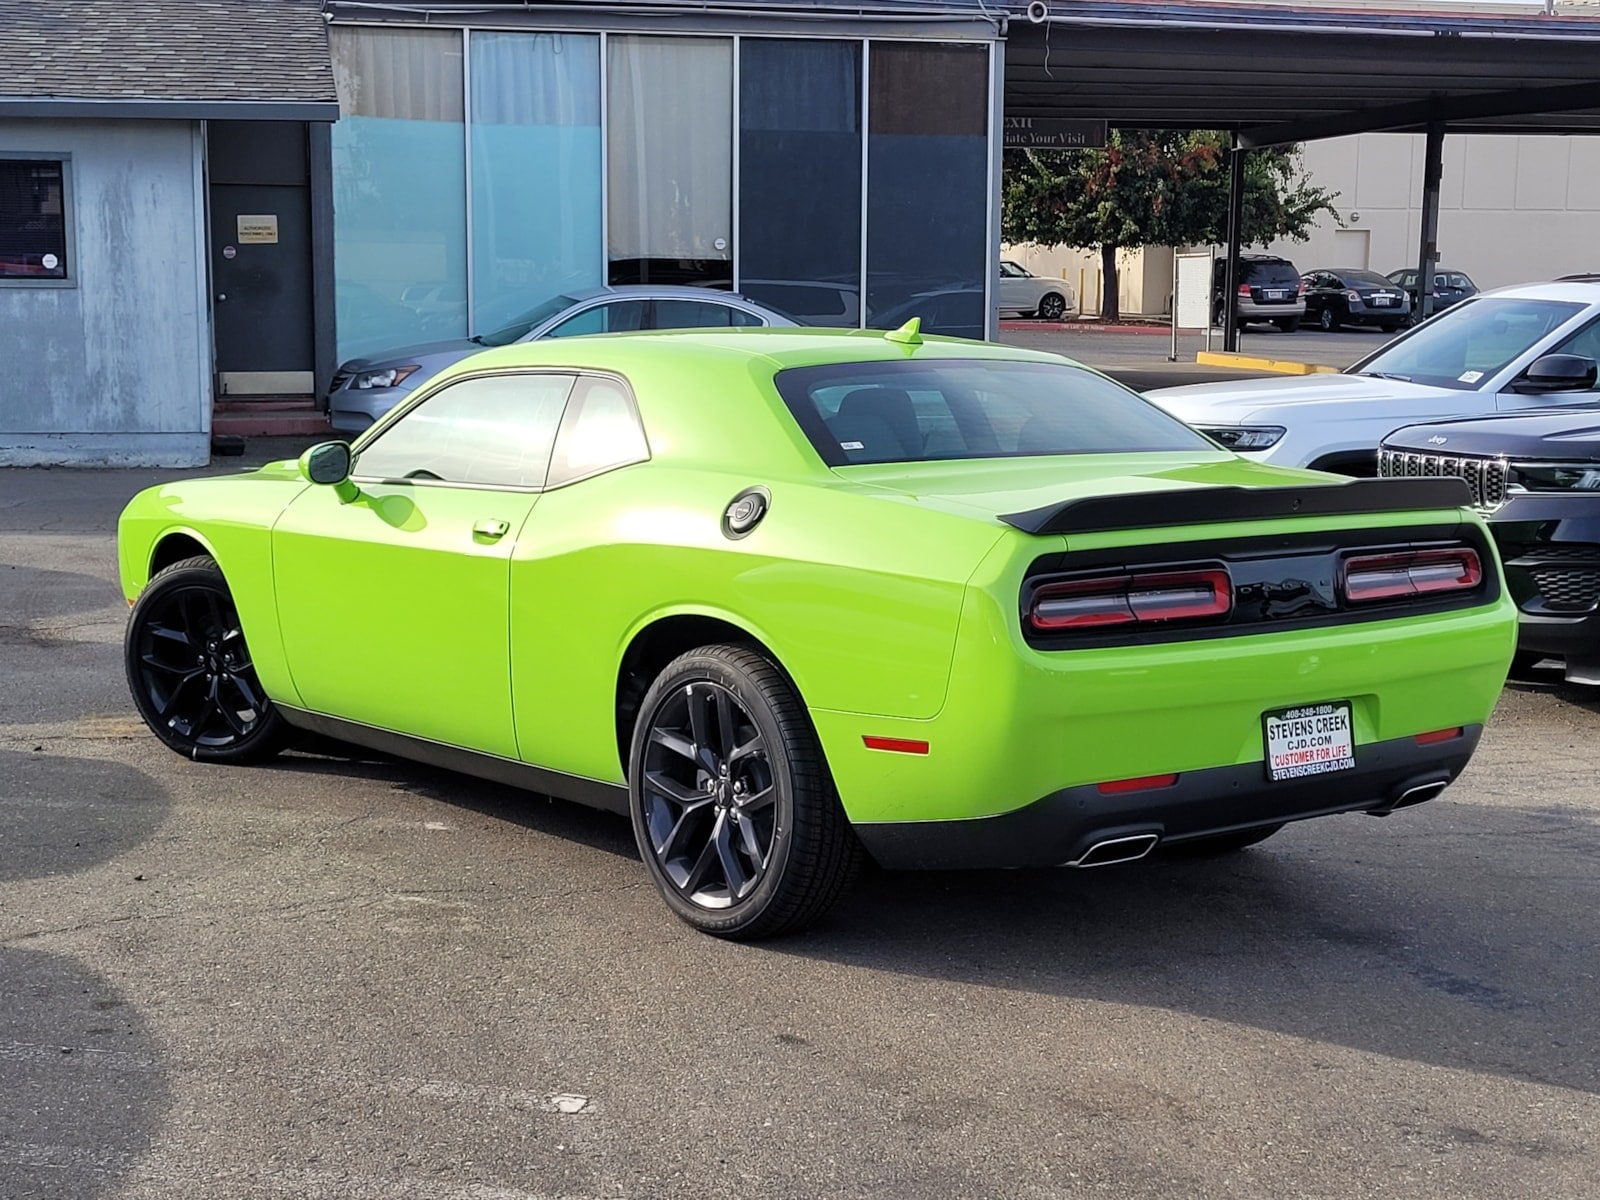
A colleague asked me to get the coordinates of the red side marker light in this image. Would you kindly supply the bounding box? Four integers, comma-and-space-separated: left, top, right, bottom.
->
1414, 727, 1464, 746
863, 736, 930, 756
1096, 773, 1179, 795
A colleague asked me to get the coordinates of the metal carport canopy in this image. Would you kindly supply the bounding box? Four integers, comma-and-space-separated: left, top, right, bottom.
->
1003, 1, 1600, 148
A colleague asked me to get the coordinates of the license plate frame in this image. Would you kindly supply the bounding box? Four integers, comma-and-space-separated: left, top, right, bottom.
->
1263, 701, 1355, 782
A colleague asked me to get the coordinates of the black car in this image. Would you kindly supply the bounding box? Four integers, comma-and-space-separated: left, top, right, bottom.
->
1379, 400, 1600, 684
1211, 254, 1305, 332
1300, 268, 1410, 332
1385, 266, 1479, 322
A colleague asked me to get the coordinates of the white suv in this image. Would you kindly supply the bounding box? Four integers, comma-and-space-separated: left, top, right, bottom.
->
1147, 279, 1600, 475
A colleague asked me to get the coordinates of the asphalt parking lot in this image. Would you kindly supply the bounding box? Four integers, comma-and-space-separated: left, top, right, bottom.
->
4, 412, 1599, 1199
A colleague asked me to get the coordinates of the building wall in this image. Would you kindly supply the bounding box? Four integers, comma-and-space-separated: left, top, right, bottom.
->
0, 119, 209, 466
1262, 132, 1600, 289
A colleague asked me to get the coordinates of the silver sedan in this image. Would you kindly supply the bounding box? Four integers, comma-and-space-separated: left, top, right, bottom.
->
329, 286, 797, 434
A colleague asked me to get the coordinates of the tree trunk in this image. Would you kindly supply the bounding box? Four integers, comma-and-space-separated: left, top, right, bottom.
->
1099, 244, 1121, 324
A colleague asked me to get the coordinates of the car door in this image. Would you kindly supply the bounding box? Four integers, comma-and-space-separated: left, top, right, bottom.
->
271, 370, 575, 757
1302, 273, 1330, 318
998, 260, 1030, 312
1497, 315, 1600, 413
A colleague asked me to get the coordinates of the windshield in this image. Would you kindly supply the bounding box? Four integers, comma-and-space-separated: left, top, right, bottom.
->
774, 359, 1216, 466
474, 294, 580, 347
1348, 297, 1585, 391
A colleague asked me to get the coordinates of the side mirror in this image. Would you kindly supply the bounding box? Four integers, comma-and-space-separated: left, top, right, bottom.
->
297, 441, 359, 501
1513, 353, 1599, 394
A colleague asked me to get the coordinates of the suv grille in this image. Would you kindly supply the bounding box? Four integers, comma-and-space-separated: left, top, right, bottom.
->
1378, 449, 1509, 513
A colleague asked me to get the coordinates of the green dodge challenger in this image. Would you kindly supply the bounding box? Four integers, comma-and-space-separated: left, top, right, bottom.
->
118, 326, 1516, 938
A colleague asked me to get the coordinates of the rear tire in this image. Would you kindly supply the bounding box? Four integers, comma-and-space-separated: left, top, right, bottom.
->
1159, 824, 1283, 859
124, 556, 289, 764
1274, 317, 1301, 333
628, 644, 862, 940
1318, 307, 1338, 332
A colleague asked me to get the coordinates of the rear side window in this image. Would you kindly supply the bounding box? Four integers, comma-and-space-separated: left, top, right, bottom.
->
774, 359, 1214, 466
654, 299, 764, 329
545, 375, 650, 487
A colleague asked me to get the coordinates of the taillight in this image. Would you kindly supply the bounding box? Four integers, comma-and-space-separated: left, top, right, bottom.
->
1029, 569, 1232, 631
1237, 283, 1252, 297
1297, 281, 1306, 296
1341, 548, 1482, 603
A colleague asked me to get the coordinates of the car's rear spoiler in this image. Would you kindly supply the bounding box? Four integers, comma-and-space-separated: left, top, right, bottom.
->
999, 477, 1474, 536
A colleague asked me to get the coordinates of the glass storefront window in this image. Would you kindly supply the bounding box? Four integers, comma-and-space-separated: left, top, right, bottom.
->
331, 27, 468, 361
469, 32, 603, 333
865, 42, 990, 341
738, 39, 862, 327
607, 36, 733, 288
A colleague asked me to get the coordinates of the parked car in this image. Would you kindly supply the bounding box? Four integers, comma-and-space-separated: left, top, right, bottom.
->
1212, 253, 1306, 332
118, 327, 1514, 938
1381, 407, 1600, 685
329, 285, 795, 434
998, 259, 1076, 321
1385, 266, 1478, 321
1300, 268, 1410, 332
1149, 278, 1600, 475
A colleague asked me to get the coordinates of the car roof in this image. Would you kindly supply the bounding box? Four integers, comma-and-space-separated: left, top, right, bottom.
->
435, 326, 1073, 377
562, 283, 775, 304
1466, 279, 1600, 303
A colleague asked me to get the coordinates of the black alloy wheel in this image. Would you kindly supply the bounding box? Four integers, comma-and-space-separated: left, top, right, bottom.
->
125, 556, 288, 763
629, 644, 861, 939
1318, 306, 1338, 332
1037, 292, 1067, 321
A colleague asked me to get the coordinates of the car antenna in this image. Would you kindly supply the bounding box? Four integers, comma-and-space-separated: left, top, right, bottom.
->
884, 317, 923, 346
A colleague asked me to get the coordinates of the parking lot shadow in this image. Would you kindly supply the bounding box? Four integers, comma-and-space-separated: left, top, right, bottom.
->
0, 947, 172, 1200
775, 799, 1600, 1097
0, 750, 171, 884
258, 742, 640, 862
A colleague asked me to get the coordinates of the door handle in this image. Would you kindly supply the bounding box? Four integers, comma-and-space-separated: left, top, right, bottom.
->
472, 518, 511, 540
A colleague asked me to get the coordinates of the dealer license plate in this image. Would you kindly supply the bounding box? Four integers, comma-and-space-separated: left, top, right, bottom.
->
1372, 295, 1394, 306
1265, 290, 1286, 300
1264, 701, 1355, 781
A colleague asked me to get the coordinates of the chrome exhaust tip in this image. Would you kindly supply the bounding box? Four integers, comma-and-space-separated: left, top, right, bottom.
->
1067, 832, 1160, 868
1366, 773, 1451, 816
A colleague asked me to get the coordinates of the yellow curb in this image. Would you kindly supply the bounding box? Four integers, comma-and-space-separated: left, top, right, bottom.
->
1196, 350, 1340, 376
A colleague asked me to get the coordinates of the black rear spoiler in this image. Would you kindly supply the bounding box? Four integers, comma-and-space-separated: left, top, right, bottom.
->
1000, 477, 1475, 536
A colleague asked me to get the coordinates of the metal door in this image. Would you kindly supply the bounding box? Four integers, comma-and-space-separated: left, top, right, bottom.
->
210, 183, 315, 395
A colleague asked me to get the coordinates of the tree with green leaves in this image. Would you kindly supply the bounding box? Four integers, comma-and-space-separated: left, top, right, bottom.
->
1001, 131, 1338, 323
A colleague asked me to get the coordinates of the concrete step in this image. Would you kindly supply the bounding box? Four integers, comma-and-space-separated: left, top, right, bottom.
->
212, 407, 333, 438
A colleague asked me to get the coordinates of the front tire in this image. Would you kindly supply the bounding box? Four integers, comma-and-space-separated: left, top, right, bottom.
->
628, 644, 861, 939
124, 556, 289, 763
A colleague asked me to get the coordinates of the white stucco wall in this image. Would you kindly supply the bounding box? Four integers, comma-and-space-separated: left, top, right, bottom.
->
1263, 131, 1600, 289
0, 119, 210, 466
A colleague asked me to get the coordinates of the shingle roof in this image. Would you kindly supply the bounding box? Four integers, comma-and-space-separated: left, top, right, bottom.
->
0, 0, 335, 106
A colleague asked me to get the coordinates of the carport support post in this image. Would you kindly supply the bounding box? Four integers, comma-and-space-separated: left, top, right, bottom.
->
1415, 122, 1445, 322
1222, 143, 1246, 352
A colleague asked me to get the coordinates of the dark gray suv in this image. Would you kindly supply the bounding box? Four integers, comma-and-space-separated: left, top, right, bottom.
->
1213, 254, 1306, 332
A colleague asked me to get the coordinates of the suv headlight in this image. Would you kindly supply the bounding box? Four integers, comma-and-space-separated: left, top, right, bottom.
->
1510, 463, 1600, 491
352, 365, 420, 390
1199, 425, 1286, 451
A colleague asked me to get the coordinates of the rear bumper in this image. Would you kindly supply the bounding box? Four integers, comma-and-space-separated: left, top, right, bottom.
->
855, 727, 1480, 870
